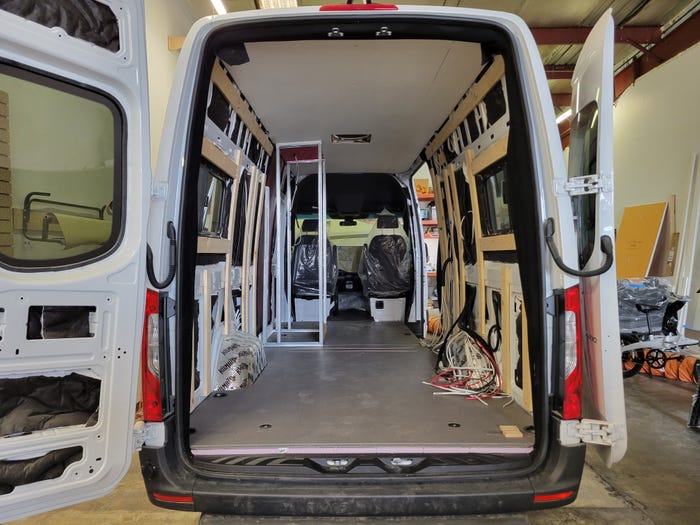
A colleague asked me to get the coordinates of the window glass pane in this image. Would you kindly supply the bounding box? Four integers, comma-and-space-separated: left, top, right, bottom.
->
207, 85, 231, 133
476, 160, 511, 236
197, 163, 230, 237
483, 79, 507, 125
568, 102, 598, 269
0, 66, 121, 268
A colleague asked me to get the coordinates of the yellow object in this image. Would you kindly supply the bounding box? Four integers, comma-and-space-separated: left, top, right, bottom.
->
616, 202, 667, 279
52, 213, 111, 248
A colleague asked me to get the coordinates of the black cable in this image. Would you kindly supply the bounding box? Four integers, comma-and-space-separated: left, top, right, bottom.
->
146, 222, 177, 289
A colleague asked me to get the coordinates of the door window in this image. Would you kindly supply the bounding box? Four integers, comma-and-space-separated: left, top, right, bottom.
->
0, 64, 122, 268
567, 101, 598, 269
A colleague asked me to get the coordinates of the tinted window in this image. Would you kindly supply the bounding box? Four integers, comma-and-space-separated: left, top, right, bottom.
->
476, 160, 511, 236
207, 85, 231, 133
0, 65, 122, 268
568, 102, 598, 269
483, 80, 507, 125
197, 162, 230, 237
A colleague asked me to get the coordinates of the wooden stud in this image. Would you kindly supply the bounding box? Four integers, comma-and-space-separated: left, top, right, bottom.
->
430, 168, 452, 328
521, 301, 533, 411
472, 134, 508, 176
441, 167, 458, 321
425, 56, 505, 158
201, 269, 212, 396
500, 265, 511, 395
465, 149, 487, 334
201, 138, 239, 179
196, 236, 232, 254
211, 61, 274, 156
480, 233, 516, 252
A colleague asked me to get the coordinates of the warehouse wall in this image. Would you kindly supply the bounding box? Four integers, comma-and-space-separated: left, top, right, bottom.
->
613, 41, 700, 330
144, 0, 203, 169
613, 41, 700, 225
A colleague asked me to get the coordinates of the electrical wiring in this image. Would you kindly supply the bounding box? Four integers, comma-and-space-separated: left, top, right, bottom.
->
424, 328, 506, 403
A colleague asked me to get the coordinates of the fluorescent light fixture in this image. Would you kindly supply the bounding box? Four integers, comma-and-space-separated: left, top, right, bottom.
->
211, 0, 227, 15
556, 108, 572, 124
260, 0, 298, 9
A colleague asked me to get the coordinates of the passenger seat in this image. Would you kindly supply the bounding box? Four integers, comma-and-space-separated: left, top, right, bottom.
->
291, 219, 338, 321
360, 214, 412, 321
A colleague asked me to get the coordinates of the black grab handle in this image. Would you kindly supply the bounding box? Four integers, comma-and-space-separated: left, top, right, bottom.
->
544, 217, 613, 278
146, 221, 177, 289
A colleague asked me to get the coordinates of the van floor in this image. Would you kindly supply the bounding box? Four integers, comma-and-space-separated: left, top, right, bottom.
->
190, 321, 534, 456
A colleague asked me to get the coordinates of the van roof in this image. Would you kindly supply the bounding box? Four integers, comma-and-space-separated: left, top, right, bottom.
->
227, 38, 482, 174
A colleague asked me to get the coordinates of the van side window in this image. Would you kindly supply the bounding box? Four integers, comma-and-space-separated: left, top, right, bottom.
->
0, 65, 122, 269
568, 102, 598, 269
476, 159, 511, 236
197, 162, 231, 237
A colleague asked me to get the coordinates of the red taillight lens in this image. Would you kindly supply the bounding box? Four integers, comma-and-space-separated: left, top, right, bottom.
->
562, 285, 582, 420
319, 4, 398, 11
534, 490, 575, 503
151, 492, 194, 504
141, 289, 162, 422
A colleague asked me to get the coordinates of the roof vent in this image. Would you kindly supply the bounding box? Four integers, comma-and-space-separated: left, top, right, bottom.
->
331, 133, 371, 144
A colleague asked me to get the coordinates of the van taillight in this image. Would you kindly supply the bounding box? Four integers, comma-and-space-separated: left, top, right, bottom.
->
141, 289, 162, 422
562, 285, 582, 420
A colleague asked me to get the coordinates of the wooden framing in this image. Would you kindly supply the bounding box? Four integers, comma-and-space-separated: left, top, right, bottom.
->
429, 167, 454, 328
197, 139, 243, 395
499, 266, 512, 395
521, 302, 532, 411
211, 60, 273, 156
201, 269, 212, 395
425, 56, 505, 158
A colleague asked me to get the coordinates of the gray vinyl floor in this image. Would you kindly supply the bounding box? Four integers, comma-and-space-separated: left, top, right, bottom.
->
190, 321, 533, 455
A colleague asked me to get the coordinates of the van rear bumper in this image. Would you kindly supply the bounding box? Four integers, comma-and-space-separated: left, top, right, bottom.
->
139, 427, 585, 515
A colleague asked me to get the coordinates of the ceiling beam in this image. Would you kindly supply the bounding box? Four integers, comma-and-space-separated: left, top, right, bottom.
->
532, 26, 660, 46
615, 10, 700, 99
557, 11, 700, 144
545, 65, 575, 80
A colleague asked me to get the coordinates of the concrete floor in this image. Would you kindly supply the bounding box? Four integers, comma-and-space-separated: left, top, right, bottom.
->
12, 375, 700, 525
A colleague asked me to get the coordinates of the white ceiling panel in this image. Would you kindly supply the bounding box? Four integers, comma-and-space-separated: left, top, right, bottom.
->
228, 39, 482, 173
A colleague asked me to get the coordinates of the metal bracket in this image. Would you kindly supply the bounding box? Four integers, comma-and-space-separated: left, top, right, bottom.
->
555, 174, 612, 196
133, 421, 166, 451
560, 418, 624, 447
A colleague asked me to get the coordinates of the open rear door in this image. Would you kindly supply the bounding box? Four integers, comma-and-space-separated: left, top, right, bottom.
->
566, 9, 627, 466
0, 1, 149, 519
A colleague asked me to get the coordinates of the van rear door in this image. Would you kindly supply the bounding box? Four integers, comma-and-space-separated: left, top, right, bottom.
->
564, 10, 627, 466
0, 1, 148, 520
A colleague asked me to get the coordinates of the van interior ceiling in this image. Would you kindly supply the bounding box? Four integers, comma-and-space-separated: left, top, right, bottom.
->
179, 27, 540, 472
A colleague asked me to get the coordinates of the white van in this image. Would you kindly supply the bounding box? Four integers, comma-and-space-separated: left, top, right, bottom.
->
0, 1, 626, 520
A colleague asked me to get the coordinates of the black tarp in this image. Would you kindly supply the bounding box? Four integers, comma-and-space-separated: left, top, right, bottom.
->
363, 234, 412, 298
0, 0, 120, 52
292, 237, 338, 297
0, 373, 100, 493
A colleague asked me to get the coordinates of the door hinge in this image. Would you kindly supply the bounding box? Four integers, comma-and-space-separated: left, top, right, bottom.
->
133, 420, 165, 451
555, 174, 612, 196
560, 418, 624, 447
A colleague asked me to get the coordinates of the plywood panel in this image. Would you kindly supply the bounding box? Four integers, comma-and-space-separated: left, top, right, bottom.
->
616, 202, 667, 279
